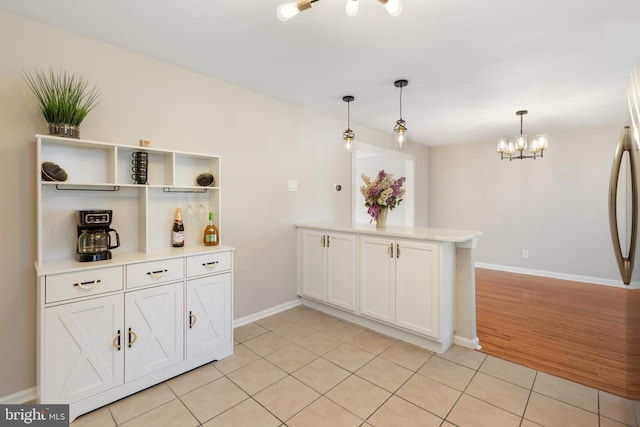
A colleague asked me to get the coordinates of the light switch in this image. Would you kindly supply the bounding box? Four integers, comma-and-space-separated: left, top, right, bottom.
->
288, 179, 298, 192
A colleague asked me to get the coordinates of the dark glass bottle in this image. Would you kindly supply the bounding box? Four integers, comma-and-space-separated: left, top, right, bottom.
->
172, 208, 185, 247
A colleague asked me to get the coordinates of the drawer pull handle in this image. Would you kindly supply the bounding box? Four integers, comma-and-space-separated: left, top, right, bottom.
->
188, 311, 197, 328
113, 330, 121, 350
128, 328, 137, 348
202, 261, 219, 268
388, 244, 394, 258
396, 244, 401, 258
74, 279, 101, 290
147, 269, 167, 278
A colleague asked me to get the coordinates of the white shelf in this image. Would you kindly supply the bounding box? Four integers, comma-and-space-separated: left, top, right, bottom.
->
36, 134, 223, 267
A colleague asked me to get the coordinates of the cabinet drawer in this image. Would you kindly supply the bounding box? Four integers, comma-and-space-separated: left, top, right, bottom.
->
186, 251, 232, 277
46, 266, 123, 303
126, 258, 185, 289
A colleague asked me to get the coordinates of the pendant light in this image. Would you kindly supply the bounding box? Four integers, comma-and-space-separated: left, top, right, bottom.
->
393, 79, 408, 149
345, 0, 359, 16
342, 95, 355, 152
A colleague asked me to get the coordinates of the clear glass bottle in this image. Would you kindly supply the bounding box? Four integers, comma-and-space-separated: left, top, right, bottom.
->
172, 208, 185, 247
203, 212, 219, 246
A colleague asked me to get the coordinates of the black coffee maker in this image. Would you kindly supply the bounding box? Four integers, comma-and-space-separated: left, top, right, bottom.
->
76, 210, 120, 262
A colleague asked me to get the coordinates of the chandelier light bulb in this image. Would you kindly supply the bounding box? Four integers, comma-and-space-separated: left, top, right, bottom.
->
277, 2, 300, 20
379, 0, 403, 16
496, 137, 508, 153
345, 0, 359, 16
277, 0, 314, 21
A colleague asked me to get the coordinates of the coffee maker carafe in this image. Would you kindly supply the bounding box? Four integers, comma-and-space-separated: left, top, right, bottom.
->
76, 210, 120, 262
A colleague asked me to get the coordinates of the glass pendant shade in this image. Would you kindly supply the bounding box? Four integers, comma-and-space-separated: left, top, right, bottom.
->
394, 121, 407, 149
506, 141, 516, 155
497, 137, 508, 153
515, 134, 527, 151
345, 0, 359, 16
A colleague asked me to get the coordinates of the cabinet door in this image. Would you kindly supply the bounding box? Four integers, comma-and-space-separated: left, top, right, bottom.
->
395, 241, 440, 338
359, 236, 395, 323
300, 230, 327, 301
326, 233, 357, 312
124, 282, 184, 382
186, 273, 232, 359
44, 294, 124, 403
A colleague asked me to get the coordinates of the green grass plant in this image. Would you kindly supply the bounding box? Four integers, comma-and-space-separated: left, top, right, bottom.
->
23, 68, 100, 126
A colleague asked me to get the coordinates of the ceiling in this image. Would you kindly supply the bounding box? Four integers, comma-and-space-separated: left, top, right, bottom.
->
1, 0, 639, 146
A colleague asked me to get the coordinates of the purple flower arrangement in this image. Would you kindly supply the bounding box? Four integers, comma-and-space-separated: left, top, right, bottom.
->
360, 170, 406, 221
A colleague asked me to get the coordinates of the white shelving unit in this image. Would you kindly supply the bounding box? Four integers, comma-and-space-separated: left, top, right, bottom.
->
36, 134, 222, 272
34, 134, 233, 422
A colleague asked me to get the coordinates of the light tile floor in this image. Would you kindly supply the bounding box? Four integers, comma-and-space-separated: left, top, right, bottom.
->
70, 305, 640, 427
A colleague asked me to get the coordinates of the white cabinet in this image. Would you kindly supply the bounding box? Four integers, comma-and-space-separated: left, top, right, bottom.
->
360, 236, 441, 339
35, 135, 234, 422
43, 294, 124, 404
299, 229, 356, 312
124, 282, 184, 382
186, 273, 232, 359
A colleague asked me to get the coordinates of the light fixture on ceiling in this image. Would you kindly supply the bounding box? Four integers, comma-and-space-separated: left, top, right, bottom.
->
342, 95, 355, 152
496, 110, 548, 161
393, 79, 408, 149
277, 0, 403, 21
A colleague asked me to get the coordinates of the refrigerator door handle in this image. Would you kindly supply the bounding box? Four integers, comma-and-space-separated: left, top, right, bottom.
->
608, 125, 638, 285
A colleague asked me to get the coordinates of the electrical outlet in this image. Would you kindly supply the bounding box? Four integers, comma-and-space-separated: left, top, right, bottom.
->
288, 179, 297, 192
522, 249, 529, 258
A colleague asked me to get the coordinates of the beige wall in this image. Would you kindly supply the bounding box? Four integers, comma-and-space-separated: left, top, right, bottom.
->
429, 124, 627, 283
0, 12, 429, 398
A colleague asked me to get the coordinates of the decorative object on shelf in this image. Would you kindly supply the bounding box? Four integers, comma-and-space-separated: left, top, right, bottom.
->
393, 79, 409, 149
342, 95, 355, 152
196, 173, 215, 187
277, 0, 402, 21
139, 139, 151, 147
497, 110, 548, 161
131, 151, 148, 185
23, 68, 100, 139
360, 169, 406, 228
41, 161, 68, 182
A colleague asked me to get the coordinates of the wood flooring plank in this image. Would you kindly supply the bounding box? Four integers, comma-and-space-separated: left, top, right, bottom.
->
476, 268, 640, 398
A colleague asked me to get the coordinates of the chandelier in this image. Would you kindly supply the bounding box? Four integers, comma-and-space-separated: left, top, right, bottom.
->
496, 110, 548, 161
277, 0, 403, 21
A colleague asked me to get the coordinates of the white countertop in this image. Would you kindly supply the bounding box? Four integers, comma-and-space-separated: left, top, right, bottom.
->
295, 222, 482, 243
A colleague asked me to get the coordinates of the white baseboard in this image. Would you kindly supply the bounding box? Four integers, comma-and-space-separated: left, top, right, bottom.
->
233, 298, 301, 328
475, 263, 640, 289
0, 387, 36, 404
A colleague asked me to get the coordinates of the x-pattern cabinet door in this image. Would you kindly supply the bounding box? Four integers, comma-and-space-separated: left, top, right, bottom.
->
44, 294, 124, 403
124, 282, 184, 382
186, 273, 232, 359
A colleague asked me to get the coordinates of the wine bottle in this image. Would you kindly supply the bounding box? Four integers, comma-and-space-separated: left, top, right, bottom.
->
203, 212, 219, 246
172, 208, 185, 247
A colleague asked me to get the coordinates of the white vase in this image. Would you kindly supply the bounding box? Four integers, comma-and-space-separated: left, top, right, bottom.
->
376, 208, 388, 229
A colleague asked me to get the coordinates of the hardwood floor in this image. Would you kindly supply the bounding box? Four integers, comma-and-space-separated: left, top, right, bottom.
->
476, 268, 640, 399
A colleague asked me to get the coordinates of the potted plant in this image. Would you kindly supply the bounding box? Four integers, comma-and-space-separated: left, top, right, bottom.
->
23, 68, 100, 138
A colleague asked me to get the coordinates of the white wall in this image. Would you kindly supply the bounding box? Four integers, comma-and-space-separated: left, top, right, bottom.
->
0, 11, 429, 398
428, 124, 626, 284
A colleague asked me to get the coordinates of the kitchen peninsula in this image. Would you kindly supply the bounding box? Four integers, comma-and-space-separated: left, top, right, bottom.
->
296, 222, 482, 353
